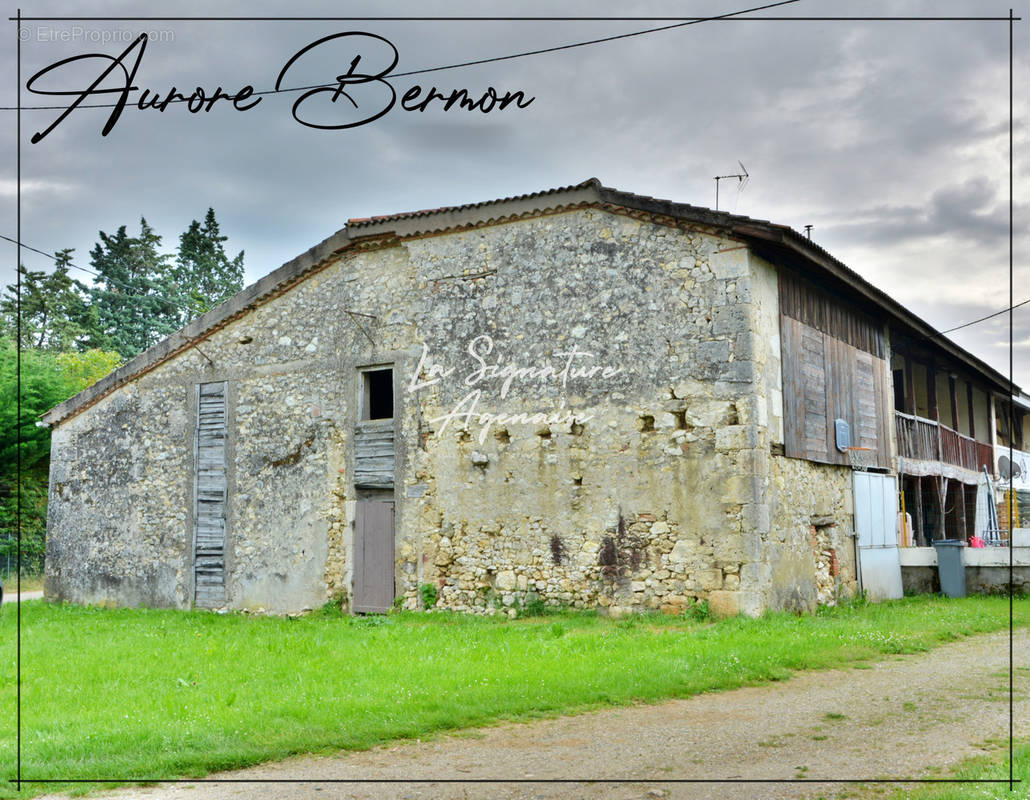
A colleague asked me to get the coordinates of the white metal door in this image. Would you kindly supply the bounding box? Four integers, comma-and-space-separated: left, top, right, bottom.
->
853, 472, 903, 601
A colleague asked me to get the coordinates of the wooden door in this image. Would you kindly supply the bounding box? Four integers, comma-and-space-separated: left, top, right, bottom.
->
353, 500, 395, 613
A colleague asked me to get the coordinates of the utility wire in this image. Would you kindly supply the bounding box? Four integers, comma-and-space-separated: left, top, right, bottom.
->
2, 232, 379, 323
0, 0, 800, 111
0, 232, 99, 276
0, 232, 198, 315
925, 298, 1030, 339
6, 230, 1026, 339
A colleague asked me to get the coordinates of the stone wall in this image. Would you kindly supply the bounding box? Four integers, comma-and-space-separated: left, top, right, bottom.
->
902, 565, 1030, 594
765, 455, 858, 612
388, 211, 777, 615
46, 383, 193, 607
900, 547, 1030, 595
46, 206, 841, 615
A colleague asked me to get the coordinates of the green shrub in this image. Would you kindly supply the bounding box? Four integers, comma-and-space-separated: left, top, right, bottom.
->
687, 599, 711, 622
419, 582, 438, 609
517, 593, 549, 617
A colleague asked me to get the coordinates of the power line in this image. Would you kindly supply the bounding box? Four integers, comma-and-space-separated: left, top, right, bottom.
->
1, 230, 379, 327
8, 14, 1019, 20
0, 232, 198, 315
0, 0, 800, 112
0, 232, 98, 276
927, 299, 1030, 339
5, 229, 1028, 340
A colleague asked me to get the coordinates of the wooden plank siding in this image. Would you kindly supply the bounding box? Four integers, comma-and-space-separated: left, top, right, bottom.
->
354, 423, 395, 489
194, 382, 228, 608
780, 270, 891, 468
778, 269, 886, 359
800, 324, 828, 461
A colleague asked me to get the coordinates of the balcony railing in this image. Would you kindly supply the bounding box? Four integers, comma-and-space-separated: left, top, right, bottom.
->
895, 411, 993, 473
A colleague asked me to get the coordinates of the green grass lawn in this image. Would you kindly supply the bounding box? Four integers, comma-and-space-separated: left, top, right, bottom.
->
854, 749, 1028, 800
0, 595, 1026, 797
868, 739, 1030, 800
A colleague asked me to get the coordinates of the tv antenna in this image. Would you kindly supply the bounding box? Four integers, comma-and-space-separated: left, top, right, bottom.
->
714, 161, 749, 211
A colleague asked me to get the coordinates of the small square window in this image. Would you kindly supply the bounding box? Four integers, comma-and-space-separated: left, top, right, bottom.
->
363, 368, 393, 420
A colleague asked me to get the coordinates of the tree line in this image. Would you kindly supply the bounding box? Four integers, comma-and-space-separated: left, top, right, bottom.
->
0, 209, 245, 577
3, 208, 244, 360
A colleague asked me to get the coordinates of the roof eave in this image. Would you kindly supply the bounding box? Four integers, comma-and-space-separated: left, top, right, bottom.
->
40, 226, 352, 426
41, 177, 1017, 425
732, 223, 1014, 393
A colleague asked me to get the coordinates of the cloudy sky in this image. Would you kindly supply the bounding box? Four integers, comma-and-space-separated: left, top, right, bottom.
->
2, 0, 1027, 385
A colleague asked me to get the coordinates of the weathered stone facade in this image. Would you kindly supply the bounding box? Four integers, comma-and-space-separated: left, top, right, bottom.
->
44, 181, 870, 616
767, 456, 857, 611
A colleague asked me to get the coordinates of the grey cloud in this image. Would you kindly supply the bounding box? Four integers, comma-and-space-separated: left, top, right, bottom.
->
1, 0, 1027, 383
819, 178, 1020, 249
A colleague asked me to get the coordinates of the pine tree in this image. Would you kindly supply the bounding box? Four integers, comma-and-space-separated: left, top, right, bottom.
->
0, 249, 102, 351
174, 208, 245, 324
89, 219, 181, 360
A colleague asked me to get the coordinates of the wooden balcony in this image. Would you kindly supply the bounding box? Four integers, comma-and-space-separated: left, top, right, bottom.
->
894, 411, 993, 473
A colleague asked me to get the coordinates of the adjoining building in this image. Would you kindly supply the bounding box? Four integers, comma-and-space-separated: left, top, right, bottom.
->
991, 393, 1030, 538
41, 179, 1017, 615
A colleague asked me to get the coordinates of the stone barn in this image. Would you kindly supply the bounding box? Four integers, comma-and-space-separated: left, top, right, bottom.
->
43, 178, 994, 616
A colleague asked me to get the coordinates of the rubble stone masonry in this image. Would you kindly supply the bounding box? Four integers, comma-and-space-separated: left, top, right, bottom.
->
46, 207, 855, 615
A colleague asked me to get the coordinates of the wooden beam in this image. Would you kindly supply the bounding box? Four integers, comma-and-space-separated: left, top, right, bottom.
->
949, 375, 960, 431
928, 359, 939, 422
988, 390, 999, 456
914, 475, 926, 545
966, 381, 976, 439
905, 356, 916, 416
957, 479, 968, 541
932, 476, 948, 540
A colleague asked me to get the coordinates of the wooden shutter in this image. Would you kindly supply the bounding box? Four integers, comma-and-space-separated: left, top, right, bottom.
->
800, 322, 829, 461
781, 316, 891, 468
354, 424, 395, 489
194, 382, 228, 607
854, 351, 879, 449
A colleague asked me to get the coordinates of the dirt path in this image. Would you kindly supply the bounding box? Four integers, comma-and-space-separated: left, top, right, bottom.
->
40, 628, 1029, 800
7, 590, 44, 603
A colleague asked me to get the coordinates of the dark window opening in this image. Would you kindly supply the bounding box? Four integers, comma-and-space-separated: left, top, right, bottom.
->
893, 369, 906, 413
364, 369, 394, 420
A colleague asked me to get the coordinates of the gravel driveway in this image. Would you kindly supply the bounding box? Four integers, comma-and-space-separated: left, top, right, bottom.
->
38, 627, 1028, 800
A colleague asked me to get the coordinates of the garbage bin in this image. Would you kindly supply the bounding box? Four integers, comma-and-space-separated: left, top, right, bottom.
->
933, 539, 967, 598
